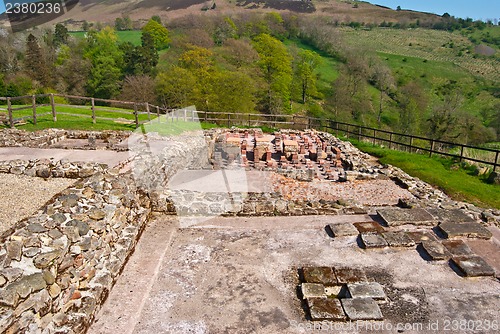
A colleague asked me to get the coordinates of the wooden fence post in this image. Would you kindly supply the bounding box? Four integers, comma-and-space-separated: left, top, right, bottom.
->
91, 98, 96, 124
459, 145, 464, 162
145, 103, 151, 121
156, 106, 160, 122
227, 113, 231, 128
133, 103, 139, 128
389, 133, 393, 149
409, 136, 413, 153
191, 109, 195, 122
7, 97, 13, 128
429, 140, 434, 157
346, 124, 349, 139
32, 95, 37, 125
183, 109, 187, 122
494, 151, 499, 172
358, 126, 361, 141
50, 93, 56, 122
373, 129, 376, 146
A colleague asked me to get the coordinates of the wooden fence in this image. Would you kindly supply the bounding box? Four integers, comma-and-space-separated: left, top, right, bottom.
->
1, 93, 499, 171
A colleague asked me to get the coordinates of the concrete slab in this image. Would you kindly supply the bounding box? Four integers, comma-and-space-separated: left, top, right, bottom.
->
347, 282, 386, 300
427, 208, 476, 223
382, 231, 416, 247
421, 240, 451, 260
353, 221, 385, 234
377, 208, 435, 226
360, 233, 388, 249
341, 298, 383, 320
301, 283, 326, 299
302, 267, 337, 286
335, 267, 367, 284
0, 147, 128, 167
451, 256, 496, 277
439, 221, 493, 239
442, 240, 474, 257
327, 223, 359, 237
307, 298, 346, 321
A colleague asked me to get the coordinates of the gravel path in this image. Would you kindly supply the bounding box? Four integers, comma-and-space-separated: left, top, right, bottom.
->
0, 174, 75, 235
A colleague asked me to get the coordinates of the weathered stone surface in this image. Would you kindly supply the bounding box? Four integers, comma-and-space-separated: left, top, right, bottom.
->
353, 222, 385, 234
34, 249, 63, 269
0, 275, 6, 287
347, 282, 386, 300
421, 240, 451, 260
341, 298, 383, 320
335, 267, 367, 284
301, 283, 326, 299
407, 231, 437, 243
14, 289, 51, 317
327, 223, 359, 237
382, 231, 415, 247
48, 283, 61, 298
442, 240, 474, 257
66, 220, 90, 237
377, 208, 435, 226
427, 209, 475, 223
302, 267, 337, 286
0, 308, 13, 333
324, 286, 342, 298
26, 223, 47, 233
438, 222, 492, 239
360, 233, 388, 249
307, 298, 346, 321
451, 256, 496, 277
6, 240, 23, 262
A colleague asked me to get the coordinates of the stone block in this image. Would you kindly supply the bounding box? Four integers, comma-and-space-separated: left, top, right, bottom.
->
327, 223, 359, 237
382, 231, 415, 247
407, 231, 438, 243
341, 298, 383, 320
335, 267, 367, 284
438, 222, 492, 239
427, 209, 475, 223
302, 267, 337, 286
451, 256, 495, 277
347, 282, 386, 300
301, 283, 326, 299
421, 240, 451, 260
307, 298, 346, 321
353, 222, 385, 234
377, 208, 435, 226
442, 240, 474, 257
360, 233, 388, 249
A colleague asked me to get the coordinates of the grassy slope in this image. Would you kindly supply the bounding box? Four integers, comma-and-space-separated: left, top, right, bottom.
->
351, 139, 500, 209
69, 30, 143, 46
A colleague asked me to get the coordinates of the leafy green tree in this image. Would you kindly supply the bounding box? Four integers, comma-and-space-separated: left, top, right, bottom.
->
115, 17, 125, 31
156, 67, 197, 108
142, 19, 170, 50
54, 23, 69, 46
294, 49, 321, 103
207, 70, 256, 114
252, 33, 292, 114
151, 15, 162, 24
85, 27, 123, 99
137, 32, 159, 75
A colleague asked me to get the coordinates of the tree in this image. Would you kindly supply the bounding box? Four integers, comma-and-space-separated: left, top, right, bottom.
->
25, 34, 50, 86
142, 19, 170, 50
371, 61, 395, 125
115, 17, 125, 31
137, 32, 158, 75
84, 27, 123, 99
294, 49, 321, 103
119, 75, 156, 103
252, 33, 292, 114
398, 82, 427, 134
207, 70, 256, 114
54, 23, 69, 46
396, 6, 402, 11
151, 15, 162, 25
156, 67, 197, 108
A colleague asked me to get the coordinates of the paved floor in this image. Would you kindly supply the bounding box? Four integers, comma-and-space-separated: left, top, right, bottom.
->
0, 147, 129, 167
90, 215, 500, 334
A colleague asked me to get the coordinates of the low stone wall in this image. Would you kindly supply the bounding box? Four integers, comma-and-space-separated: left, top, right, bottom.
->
0, 159, 107, 179
0, 131, 210, 334
0, 171, 150, 333
0, 129, 130, 151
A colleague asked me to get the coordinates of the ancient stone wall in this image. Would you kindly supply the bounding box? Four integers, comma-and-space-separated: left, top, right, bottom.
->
0, 131, 209, 334
0, 159, 107, 179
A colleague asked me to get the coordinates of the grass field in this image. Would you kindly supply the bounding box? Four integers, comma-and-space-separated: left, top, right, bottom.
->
350, 139, 500, 209
341, 27, 500, 82
70, 30, 143, 46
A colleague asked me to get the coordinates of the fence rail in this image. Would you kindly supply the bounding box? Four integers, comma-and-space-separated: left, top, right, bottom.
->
1, 93, 499, 171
